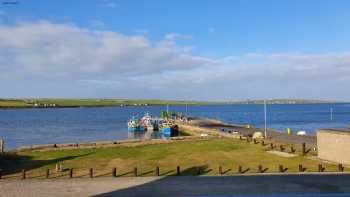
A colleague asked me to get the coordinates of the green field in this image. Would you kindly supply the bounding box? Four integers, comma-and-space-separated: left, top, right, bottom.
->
0, 98, 339, 108
0, 139, 340, 178
0, 98, 216, 108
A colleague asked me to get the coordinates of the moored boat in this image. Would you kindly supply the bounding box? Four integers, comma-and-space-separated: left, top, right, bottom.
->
160, 120, 178, 137
127, 116, 144, 132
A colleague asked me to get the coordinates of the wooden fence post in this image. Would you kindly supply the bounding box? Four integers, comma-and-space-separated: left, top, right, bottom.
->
112, 168, 117, 177
318, 164, 324, 172
219, 166, 222, 175
279, 165, 284, 173
270, 143, 274, 150
156, 166, 160, 176
90, 168, 93, 178
22, 169, 26, 179
298, 164, 303, 172
69, 168, 73, 178
176, 166, 180, 176
302, 143, 306, 155
280, 145, 285, 152
291, 145, 296, 153
258, 165, 263, 173
261, 140, 265, 146
238, 165, 242, 174
197, 167, 201, 175
134, 167, 138, 177
46, 169, 50, 178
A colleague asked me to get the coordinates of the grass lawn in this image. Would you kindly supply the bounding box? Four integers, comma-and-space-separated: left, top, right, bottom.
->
0, 139, 341, 178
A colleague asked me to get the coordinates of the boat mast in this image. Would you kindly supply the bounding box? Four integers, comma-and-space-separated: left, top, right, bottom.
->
330, 107, 333, 121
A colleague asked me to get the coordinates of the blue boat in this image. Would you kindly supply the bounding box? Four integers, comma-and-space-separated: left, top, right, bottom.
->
161, 127, 173, 137
160, 121, 178, 137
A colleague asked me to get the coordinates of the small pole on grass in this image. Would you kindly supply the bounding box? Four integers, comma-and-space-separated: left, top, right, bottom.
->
134, 167, 138, 177
219, 166, 222, 175
69, 168, 73, 178
270, 143, 274, 150
238, 165, 242, 174
280, 145, 285, 152
90, 168, 93, 178
112, 168, 117, 177
261, 140, 265, 146
22, 169, 26, 180
258, 165, 263, 173
46, 169, 50, 178
197, 167, 201, 175
298, 164, 303, 172
264, 100, 267, 139
318, 164, 324, 172
176, 166, 180, 176
338, 164, 344, 172
279, 165, 283, 173
291, 145, 295, 153
302, 143, 306, 155
156, 166, 160, 176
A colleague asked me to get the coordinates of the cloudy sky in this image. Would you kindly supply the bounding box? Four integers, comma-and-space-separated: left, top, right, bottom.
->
1, 0, 350, 101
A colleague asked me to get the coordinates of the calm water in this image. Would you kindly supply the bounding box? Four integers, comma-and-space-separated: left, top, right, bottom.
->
1, 104, 350, 149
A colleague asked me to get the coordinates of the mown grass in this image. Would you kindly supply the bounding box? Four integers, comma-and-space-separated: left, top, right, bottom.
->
0, 139, 342, 179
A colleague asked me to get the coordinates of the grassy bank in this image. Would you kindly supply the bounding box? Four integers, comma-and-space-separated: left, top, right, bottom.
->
0, 138, 341, 178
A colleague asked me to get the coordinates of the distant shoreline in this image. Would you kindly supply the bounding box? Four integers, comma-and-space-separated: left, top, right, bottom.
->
0, 98, 344, 109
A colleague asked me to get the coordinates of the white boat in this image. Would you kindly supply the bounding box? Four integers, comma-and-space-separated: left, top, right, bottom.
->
141, 113, 155, 131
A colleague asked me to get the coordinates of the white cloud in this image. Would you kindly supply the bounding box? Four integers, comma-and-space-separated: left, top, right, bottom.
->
1, 21, 350, 100
0, 21, 212, 80
164, 33, 192, 40
98, 0, 117, 8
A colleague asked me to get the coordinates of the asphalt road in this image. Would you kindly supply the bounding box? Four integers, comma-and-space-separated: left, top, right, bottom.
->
1, 174, 350, 197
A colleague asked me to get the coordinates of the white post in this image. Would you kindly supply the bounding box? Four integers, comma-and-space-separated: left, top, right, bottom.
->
330, 107, 333, 121
264, 100, 267, 138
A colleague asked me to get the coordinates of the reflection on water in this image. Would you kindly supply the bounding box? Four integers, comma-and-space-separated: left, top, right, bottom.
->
128, 130, 164, 140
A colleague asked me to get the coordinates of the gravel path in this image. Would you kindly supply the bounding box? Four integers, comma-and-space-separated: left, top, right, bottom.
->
1, 175, 350, 197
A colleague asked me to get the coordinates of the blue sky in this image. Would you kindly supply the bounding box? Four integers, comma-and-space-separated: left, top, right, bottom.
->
1, 0, 350, 100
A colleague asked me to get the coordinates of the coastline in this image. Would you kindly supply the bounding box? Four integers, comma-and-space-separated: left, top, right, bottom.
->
176, 116, 317, 146
9, 116, 318, 153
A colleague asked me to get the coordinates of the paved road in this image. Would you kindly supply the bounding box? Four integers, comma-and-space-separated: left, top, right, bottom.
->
1, 174, 350, 197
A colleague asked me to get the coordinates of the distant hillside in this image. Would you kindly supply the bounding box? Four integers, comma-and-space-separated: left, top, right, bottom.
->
0, 98, 216, 108
0, 98, 344, 108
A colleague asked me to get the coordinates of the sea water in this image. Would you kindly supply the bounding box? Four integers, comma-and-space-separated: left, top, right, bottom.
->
1, 104, 349, 149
